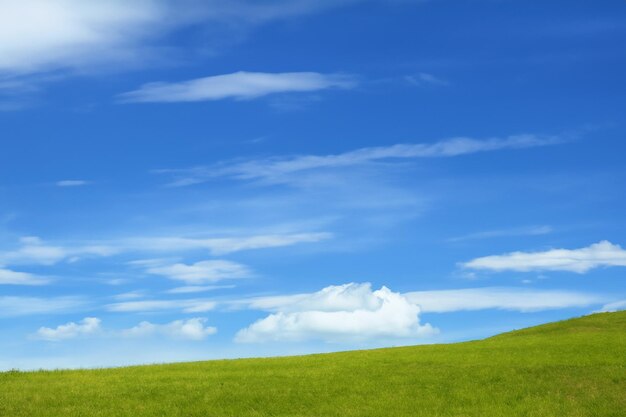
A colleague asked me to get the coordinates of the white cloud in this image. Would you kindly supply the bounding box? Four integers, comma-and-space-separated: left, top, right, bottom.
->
235, 283, 437, 343
233, 286, 603, 314
0, 268, 48, 285
403, 287, 604, 313
161, 134, 565, 186
0, 0, 377, 77
120, 71, 356, 103
122, 318, 216, 340
147, 260, 251, 284
405, 72, 449, 86
0, 232, 330, 267
35, 317, 102, 341
166, 284, 235, 294
125, 232, 332, 255
447, 225, 553, 242
595, 300, 626, 313
463, 240, 626, 273
55, 180, 89, 187
0, 236, 116, 266
35, 317, 216, 342
107, 299, 216, 313
0, 296, 86, 317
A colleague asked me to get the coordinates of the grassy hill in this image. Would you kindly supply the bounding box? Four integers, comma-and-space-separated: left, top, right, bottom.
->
1, 311, 625, 417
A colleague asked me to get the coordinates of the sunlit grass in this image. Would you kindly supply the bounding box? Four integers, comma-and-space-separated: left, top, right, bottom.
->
1, 311, 625, 416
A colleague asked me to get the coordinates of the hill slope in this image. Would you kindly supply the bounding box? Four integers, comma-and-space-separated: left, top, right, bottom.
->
1, 312, 625, 416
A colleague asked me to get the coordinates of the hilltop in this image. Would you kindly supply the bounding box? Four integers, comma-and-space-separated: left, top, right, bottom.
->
1, 311, 625, 416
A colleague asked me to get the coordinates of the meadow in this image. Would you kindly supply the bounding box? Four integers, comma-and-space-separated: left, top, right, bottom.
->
1, 311, 624, 417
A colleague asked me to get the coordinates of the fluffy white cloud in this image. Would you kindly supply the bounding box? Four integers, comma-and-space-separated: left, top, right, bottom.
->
122, 318, 216, 340
107, 299, 216, 313
403, 287, 604, 313
463, 241, 626, 273
235, 283, 437, 343
146, 260, 251, 284
120, 71, 356, 103
36, 317, 102, 341
162, 134, 564, 186
0, 268, 48, 285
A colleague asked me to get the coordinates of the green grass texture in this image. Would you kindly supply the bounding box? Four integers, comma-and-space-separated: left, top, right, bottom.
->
1, 311, 625, 416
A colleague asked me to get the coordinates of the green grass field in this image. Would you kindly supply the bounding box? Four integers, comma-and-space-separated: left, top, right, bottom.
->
1, 311, 625, 417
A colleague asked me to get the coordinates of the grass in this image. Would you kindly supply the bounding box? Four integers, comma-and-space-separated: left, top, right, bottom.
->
1, 311, 625, 416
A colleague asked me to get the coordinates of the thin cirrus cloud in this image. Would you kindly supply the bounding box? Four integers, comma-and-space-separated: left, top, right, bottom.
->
235, 283, 438, 343
35, 317, 216, 341
106, 299, 216, 313
462, 240, 626, 273
0, 268, 49, 286
119, 71, 357, 103
0, 296, 86, 318
55, 180, 90, 187
447, 225, 554, 243
146, 260, 252, 285
0, 232, 331, 267
161, 134, 567, 187
403, 287, 604, 313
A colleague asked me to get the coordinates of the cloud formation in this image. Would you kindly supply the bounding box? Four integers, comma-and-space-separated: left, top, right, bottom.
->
36, 317, 102, 341
120, 71, 356, 103
235, 283, 437, 343
122, 318, 217, 340
0, 268, 48, 285
0, 296, 86, 318
35, 317, 216, 341
107, 299, 216, 313
162, 134, 565, 186
0, 236, 115, 266
403, 287, 603, 313
147, 260, 251, 284
0, 0, 373, 77
56, 180, 90, 187
463, 241, 626, 273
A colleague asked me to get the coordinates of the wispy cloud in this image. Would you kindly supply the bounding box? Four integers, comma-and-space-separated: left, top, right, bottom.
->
106, 299, 216, 313
447, 225, 553, 243
403, 287, 604, 313
55, 180, 90, 187
0, 236, 116, 266
0, 296, 86, 318
119, 71, 356, 103
0, 232, 331, 267
0, 268, 49, 285
160, 134, 566, 186
123, 232, 332, 256
462, 240, 626, 273
146, 260, 252, 284
405, 72, 449, 87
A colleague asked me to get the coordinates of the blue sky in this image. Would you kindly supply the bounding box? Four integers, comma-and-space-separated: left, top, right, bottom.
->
1, 0, 625, 370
